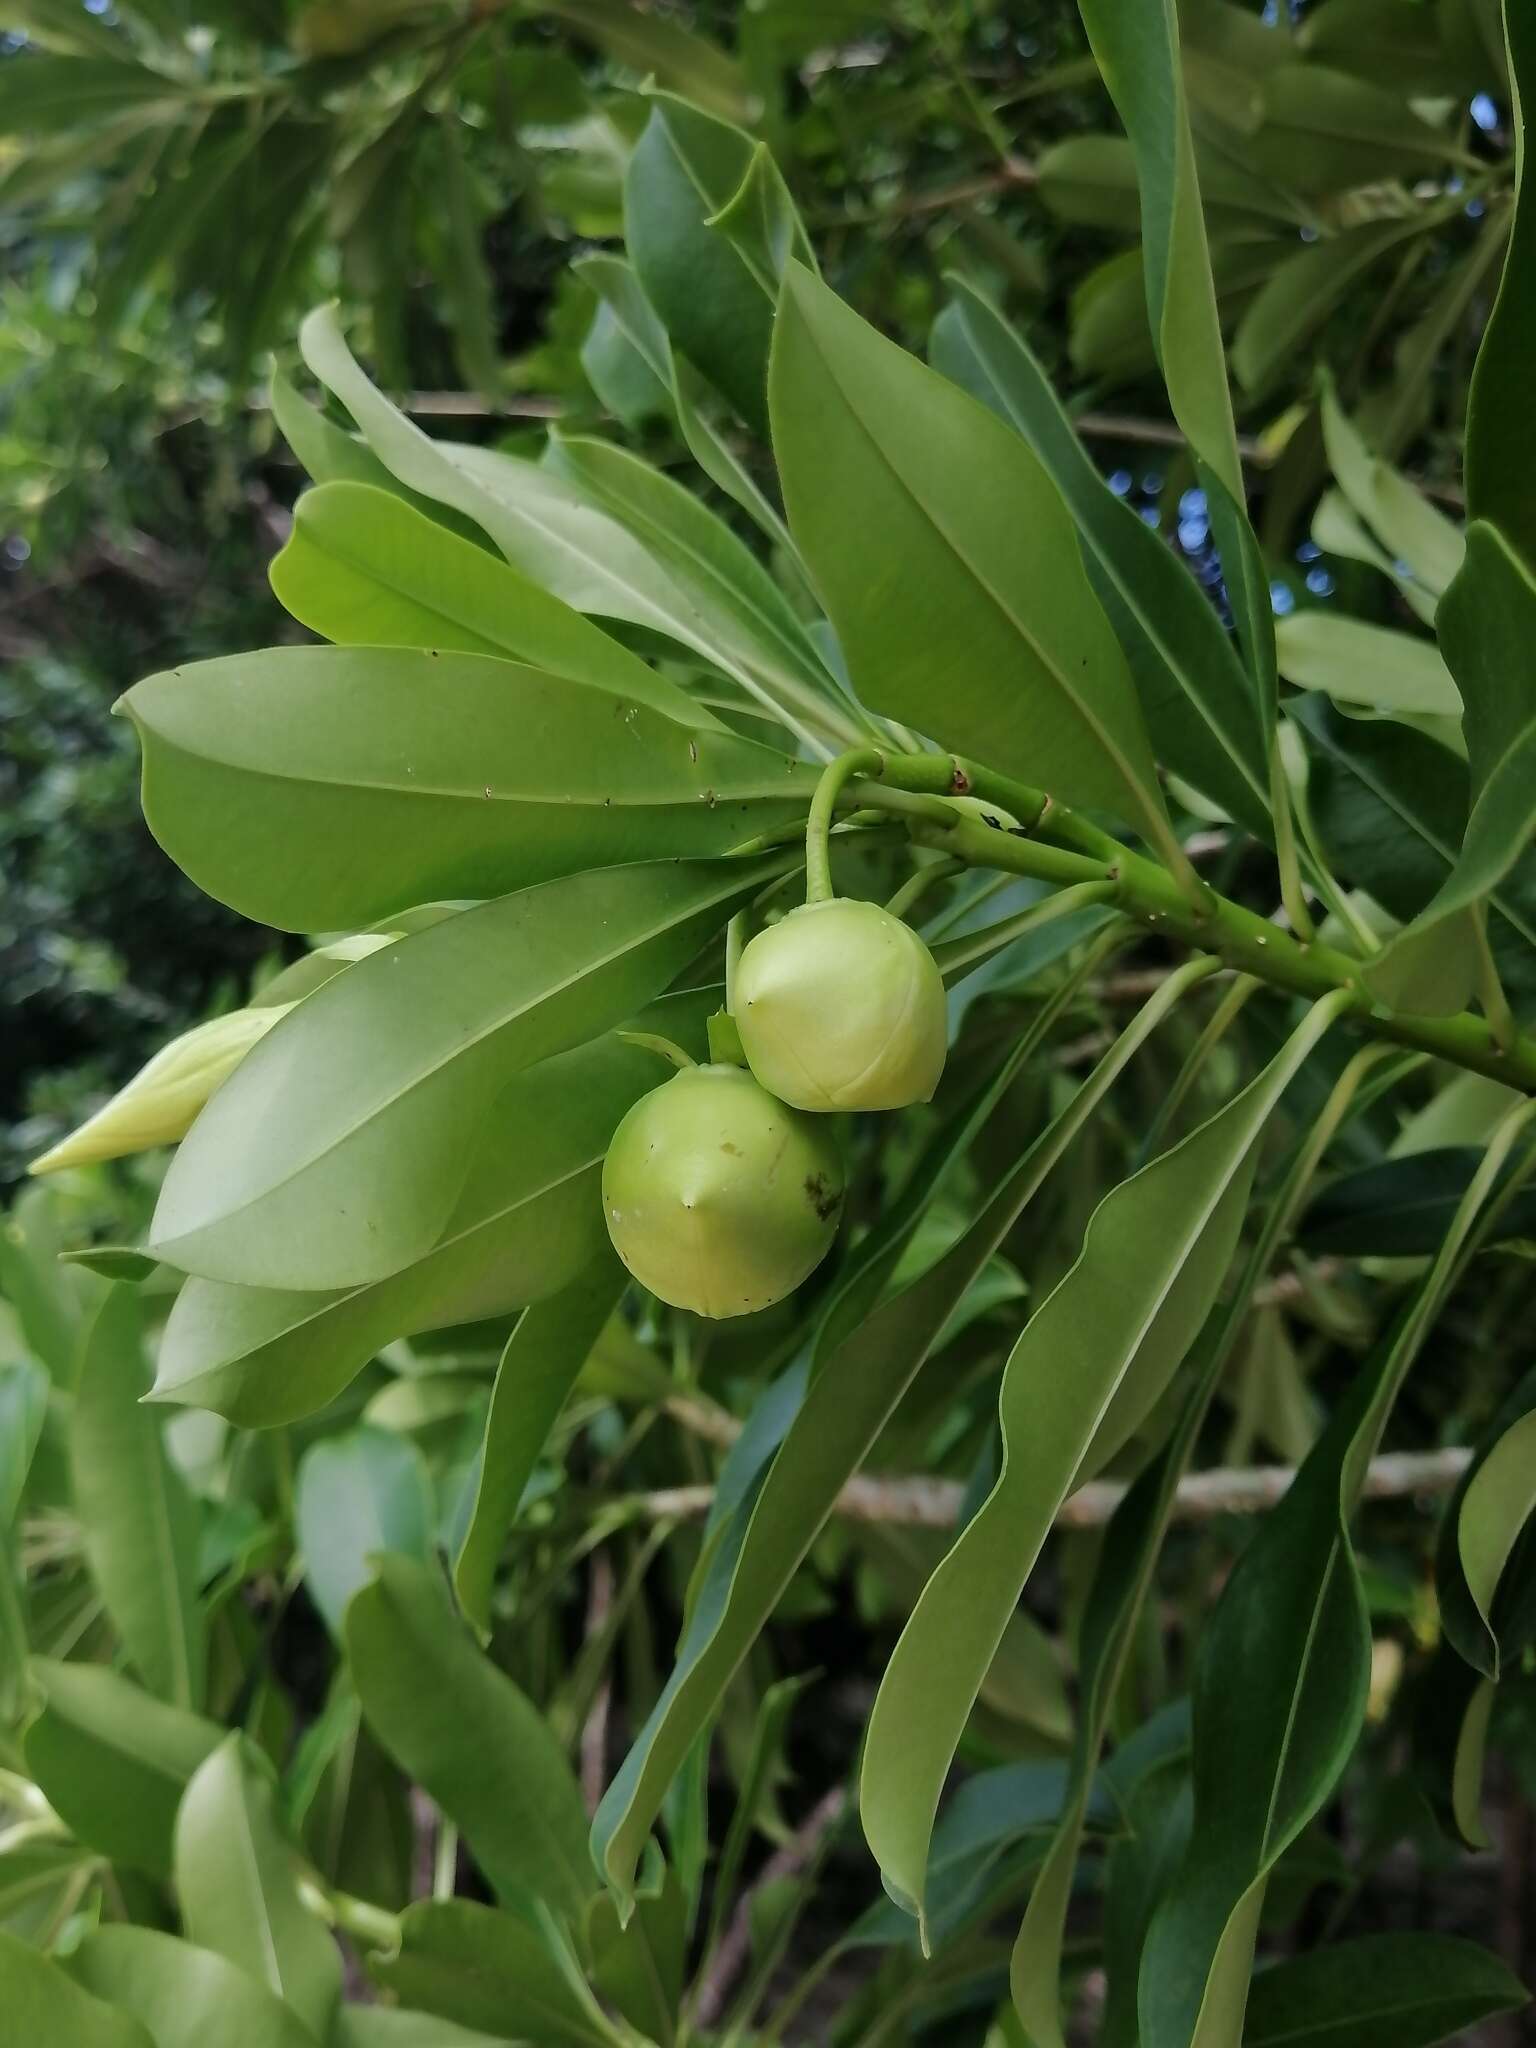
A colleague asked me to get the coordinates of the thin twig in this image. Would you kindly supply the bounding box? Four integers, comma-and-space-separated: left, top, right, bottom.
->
690, 1784, 849, 2029
579, 1549, 615, 1817
629, 1447, 1470, 1532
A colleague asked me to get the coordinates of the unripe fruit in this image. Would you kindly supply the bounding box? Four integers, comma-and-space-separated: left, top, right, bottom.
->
735, 898, 948, 1112
602, 1064, 844, 1318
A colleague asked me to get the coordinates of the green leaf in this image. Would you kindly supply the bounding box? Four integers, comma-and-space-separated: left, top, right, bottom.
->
295, 1429, 433, 1637
624, 94, 779, 432
0, 1189, 93, 1382
930, 278, 1271, 840
1233, 216, 1436, 397
1139, 1115, 1531, 2047
151, 1034, 661, 1427
1276, 612, 1460, 717
1438, 1363, 1536, 1679
861, 1001, 1339, 1932
372, 1898, 618, 2048
174, 1734, 343, 2037
543, 1, 747, 122
769, 264, 1175, 860
539, 431, 838, 719
1301, 1147, 1536, 1258
1319, 382, 1466, 600
0, 1358, 48, 1521
1466, 3, 1536, 570
122, 644, 810, 932
1246, 62, 1469, 189
66, 1926, 321, 2048
454, 1252, 626, 1636
0, 1928, 153, 2048
23, 1659, 222, 1874
146, 853, 793, 1291
71, 1287, 204, 1710
296, 307, 843, 745
332, 2008, 506, 2048
434, 114, 501, 406
270, 481, 702, 719
575, 251, 795, 550
347, 1555, 592, 1926
1364, 526, 1536, 1013
0, 52, 188, 136
586, 1863, 688, 2043
1242, 1931, 1527, 2046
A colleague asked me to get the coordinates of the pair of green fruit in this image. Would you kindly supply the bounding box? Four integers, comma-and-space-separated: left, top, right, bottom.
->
602, 897, 948, 1319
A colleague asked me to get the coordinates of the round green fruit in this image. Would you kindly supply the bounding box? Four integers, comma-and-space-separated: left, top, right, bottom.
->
601, 1063, 844, 1319
735, 898, 948, 1112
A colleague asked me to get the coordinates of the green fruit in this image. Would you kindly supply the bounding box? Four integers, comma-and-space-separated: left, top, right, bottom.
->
735, 898, 948, 1112
602, 1064, 844, 1318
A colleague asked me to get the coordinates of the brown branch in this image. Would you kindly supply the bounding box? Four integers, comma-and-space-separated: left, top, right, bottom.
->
690, 1784, 849, 2029
631, 1447, 1469, 1532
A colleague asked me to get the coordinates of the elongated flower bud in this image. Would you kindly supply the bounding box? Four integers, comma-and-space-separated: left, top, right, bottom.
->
736, 898, 948, 1112
29, 1005, 294, 1175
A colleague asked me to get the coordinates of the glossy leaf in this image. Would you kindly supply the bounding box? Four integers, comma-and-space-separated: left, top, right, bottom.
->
1465, 1, 1536, 571
174, 1734, 342, 2037
1277, 612, 1459, 717
1139, 1117, 1530, 2047
454, 1250, 626, 1636
0, 1928, 153, 2048
71, 1287, 204, 1709
269, 481, 699, 717
624, 93, 783, 432
861, 1004, 1337, 1931
1438, 1363, 1536, 1679
147, 853, 793, 1290
23, 1659, 222, 1874
151, 1034, 660, 1427
1243, 1931, 1526, 2046
930, 278, 1271, 841
333, 2010, 505, 2048
347, 1555, 592, 1925
0, 1358, 48, 1521
122, 644, 810, 932
543, 1, 746, 121
1301, 1146, 1536, 1257
372, 1899, 617, 2048
67, 1927, 320, 2048
1319, 383, 1465, 600
295, 1429, 433, 1637
296, 308, 841, 741
1364, 526, 1536, 1013
769, 263, 1175, 859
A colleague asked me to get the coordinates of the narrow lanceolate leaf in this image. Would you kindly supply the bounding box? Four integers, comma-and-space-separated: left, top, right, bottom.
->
296, 308, 845, 744
150, 1036, 669, 1427
174, 1735, 343, 2038
1275, 613, 1460, 718
860, 1007, 1338, 1935
1139, 1109, 1536, 2048
296, 1430, 434, 1638
769, 264, 1176, 860
71, 1287, 204, 1710
147, 853, 793, 1292
931, 279, 1271, 842
1320, 382, 1465, 601
1012, 1028, 1373, 2048
66, 1927, 320, 2048
592, 944, 1208, 1915
1364, 526, 1536, 1014
0, 1929, 153, 2048
0, 1358, 48, 1521
24, 1660, 222, 1875
455, 1251, 627, 1637
1438, 1363, 1536, 1680
122, 645, 811, 932
1242, 1932, 1527, 2048
1465, 1, 1536, 571
1077, 0, 1275, 731
347, 1555, 593, 1927
270, 481, 702, 719
371, 1900, 617, 2048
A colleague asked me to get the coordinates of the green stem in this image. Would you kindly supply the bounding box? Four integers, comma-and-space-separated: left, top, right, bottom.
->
902, 807, 1536, 1093
884, 856, 966, 922
806, 748, 887, 903
1269, 733, 1318, 944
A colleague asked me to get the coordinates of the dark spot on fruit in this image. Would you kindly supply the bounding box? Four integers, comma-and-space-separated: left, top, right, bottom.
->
721, 1141, 741, 1155
804, 1171, 841, 1222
